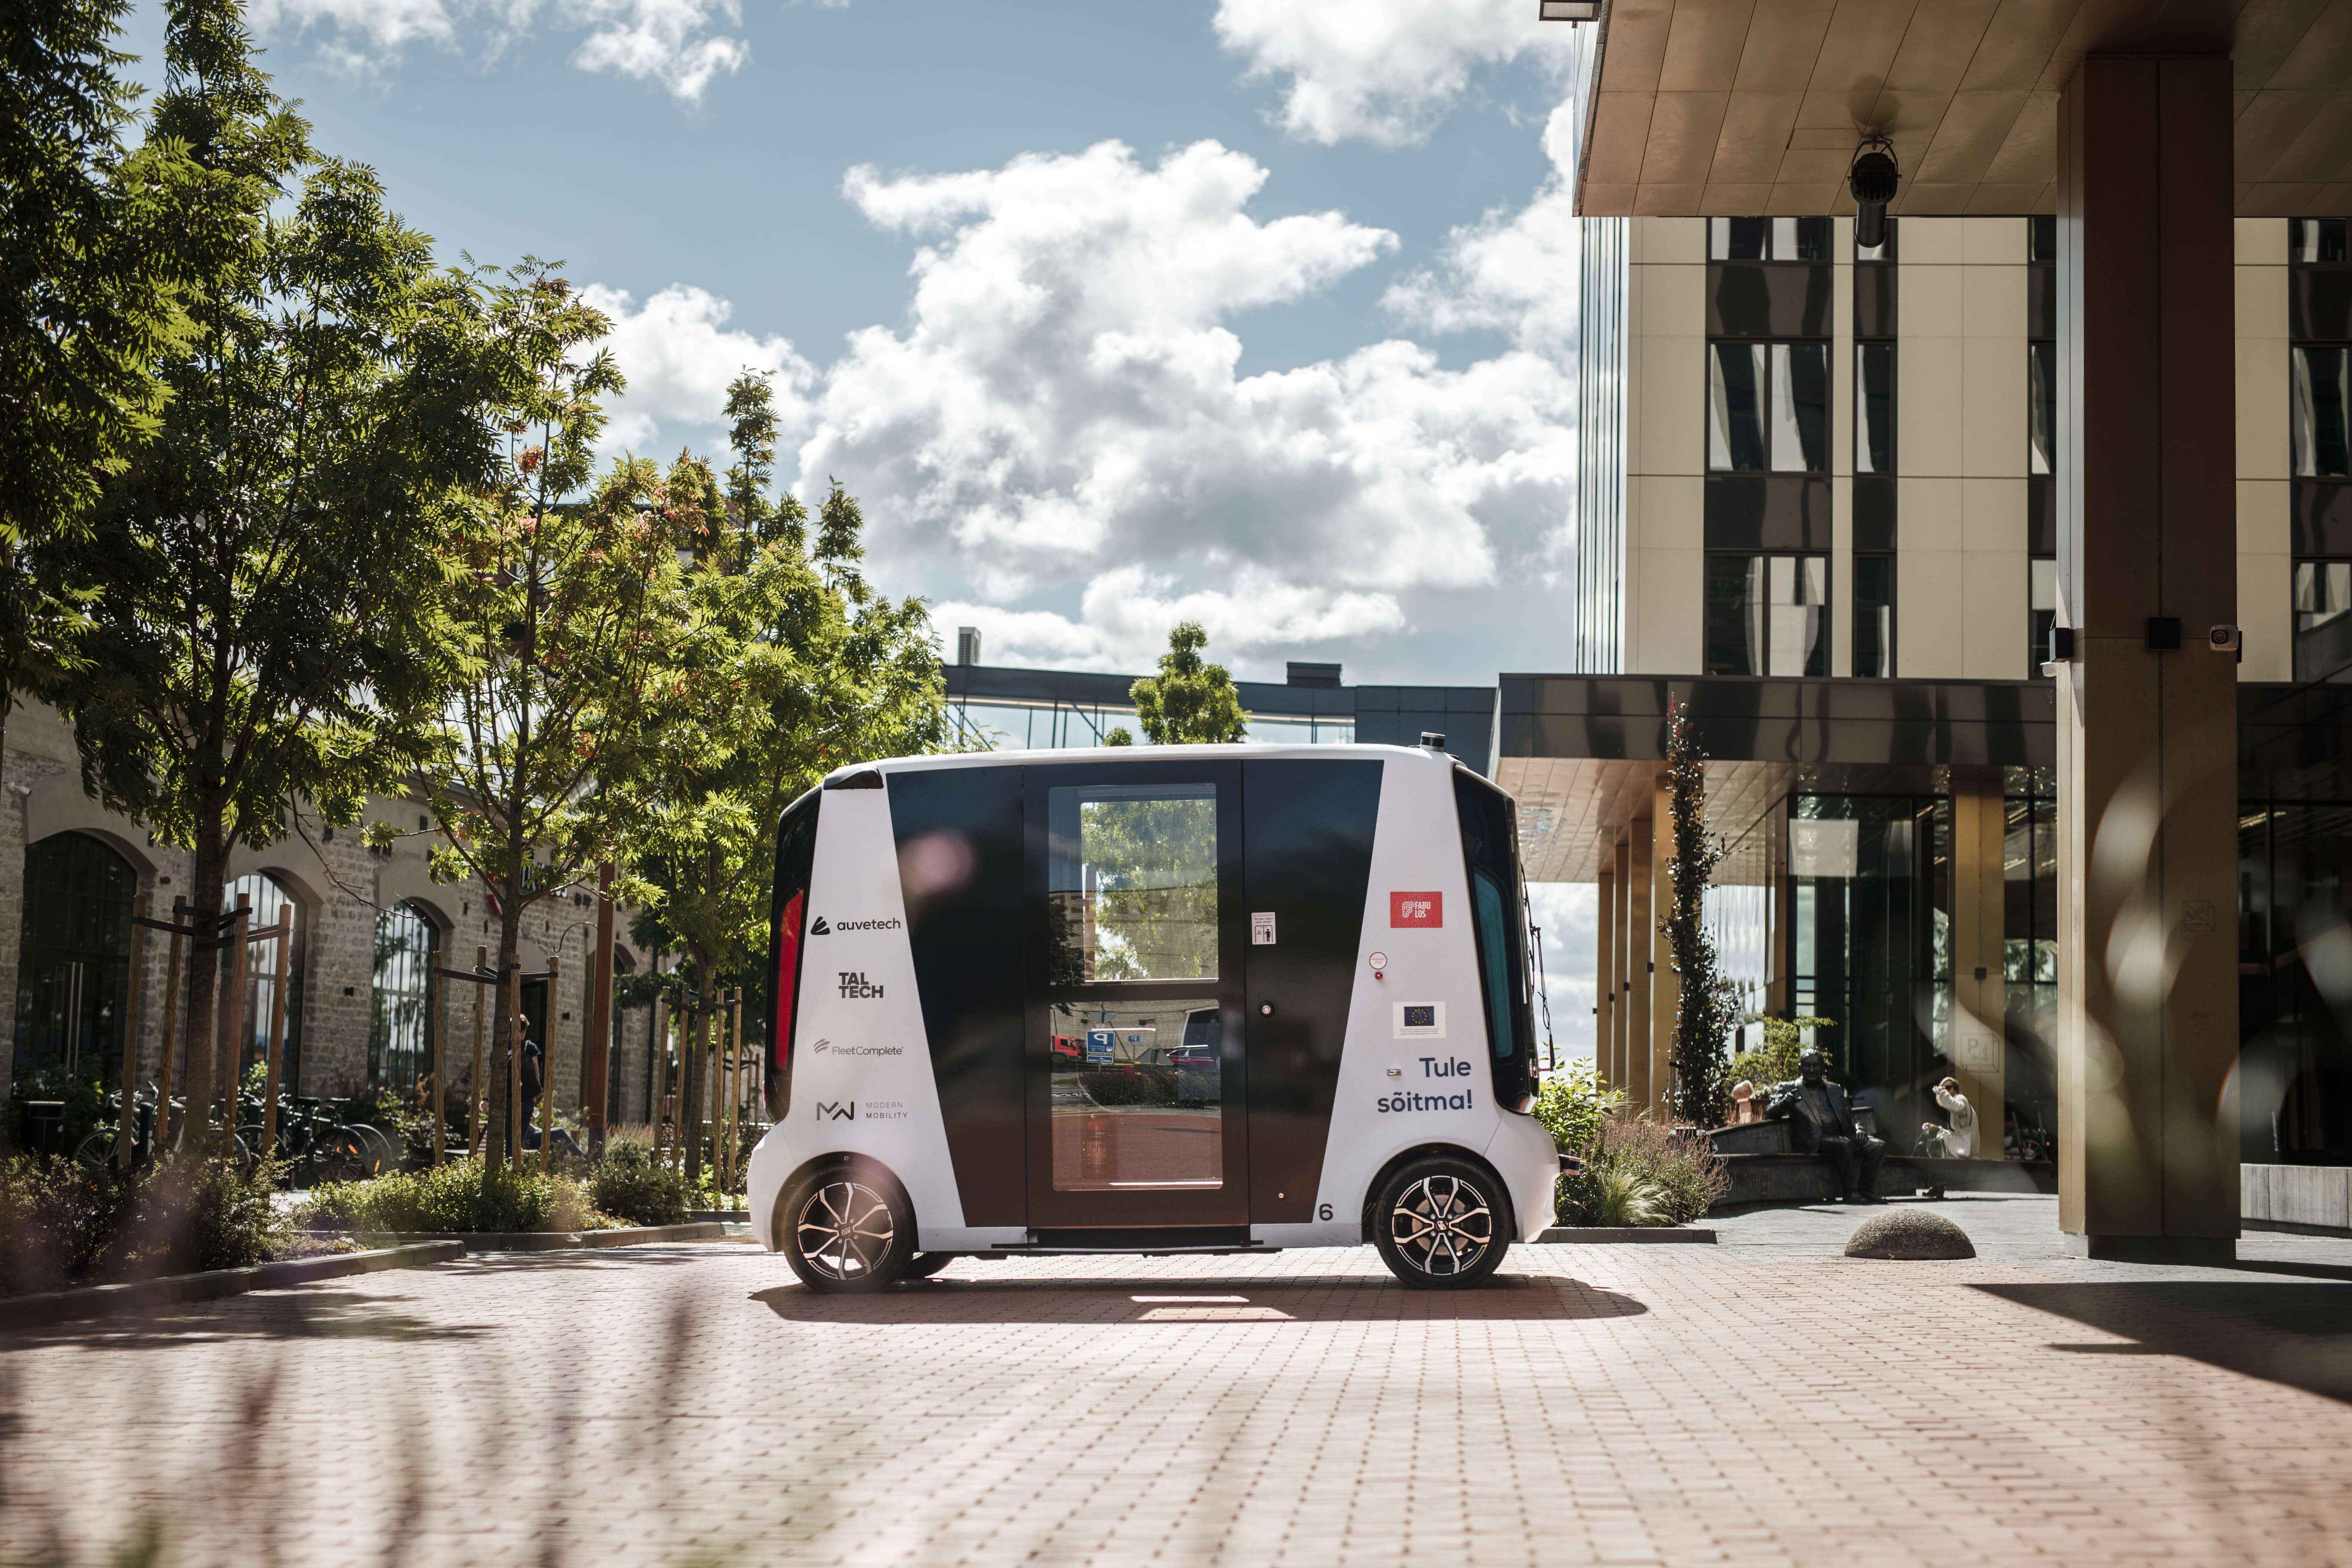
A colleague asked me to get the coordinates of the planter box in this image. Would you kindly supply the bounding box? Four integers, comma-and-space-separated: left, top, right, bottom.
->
2243, 1163, 2352, 1235
1535, 1226, 1717, 1243
346, 1222, 725, 1251
0, 1242, 463, 1333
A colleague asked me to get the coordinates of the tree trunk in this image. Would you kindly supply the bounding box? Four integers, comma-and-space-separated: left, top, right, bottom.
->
179, 809, 227, 1154
484, 891, 523, 1172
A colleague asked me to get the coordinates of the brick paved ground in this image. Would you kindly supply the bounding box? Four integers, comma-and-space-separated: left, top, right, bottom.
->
4, 1197, 2350, 1568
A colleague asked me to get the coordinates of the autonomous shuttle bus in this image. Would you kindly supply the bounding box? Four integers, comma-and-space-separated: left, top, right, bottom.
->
745, 742, 1556, 1291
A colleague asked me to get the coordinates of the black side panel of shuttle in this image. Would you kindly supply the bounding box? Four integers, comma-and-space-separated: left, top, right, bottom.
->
888, 765, 1027, 1226
1242, 759, 1382, 1224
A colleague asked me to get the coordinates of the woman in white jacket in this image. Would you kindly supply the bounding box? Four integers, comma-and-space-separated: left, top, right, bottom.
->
1930, 1077, 1977, 1159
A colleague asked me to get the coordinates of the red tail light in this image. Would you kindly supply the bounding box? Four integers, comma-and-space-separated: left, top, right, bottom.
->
773, 889, 806, 1074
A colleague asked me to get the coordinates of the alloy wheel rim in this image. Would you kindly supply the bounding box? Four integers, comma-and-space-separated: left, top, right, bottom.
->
1389, 1173, 1493, 1276
796, 1179, 896, 1280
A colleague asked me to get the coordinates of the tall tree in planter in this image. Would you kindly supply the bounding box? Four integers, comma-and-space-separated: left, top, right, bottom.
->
629, 374, 944, 1183
1660, 698, 1734, 1127
0, 0, 189, 767
61, 0, 496, 1148
416, 302, 697, 1171
1129, 622, 1247, 744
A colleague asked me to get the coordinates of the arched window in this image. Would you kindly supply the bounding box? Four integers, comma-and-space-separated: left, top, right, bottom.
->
12, 832, 137, 1084
224, 873, 300, 1093
371, 902, 437, 1095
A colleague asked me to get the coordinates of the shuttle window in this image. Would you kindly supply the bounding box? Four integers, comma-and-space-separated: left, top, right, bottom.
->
1046, 997, 1222, 1190
1046, 783, 1219, 984
1454, 771, 1536, 1107
768, 791, 821, 1106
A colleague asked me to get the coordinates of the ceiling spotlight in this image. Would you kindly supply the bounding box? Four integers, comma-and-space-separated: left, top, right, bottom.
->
1538, 1, 1603, 20
1850, 137, 1899, 251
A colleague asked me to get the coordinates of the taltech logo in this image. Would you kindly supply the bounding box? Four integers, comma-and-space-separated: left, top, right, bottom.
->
837, 971, 885, 999
815, 1101, 855, 1121
810, 915, 899, 935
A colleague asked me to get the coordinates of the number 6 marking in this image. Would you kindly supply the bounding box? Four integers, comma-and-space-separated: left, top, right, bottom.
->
1317, 1203, 1333, 1221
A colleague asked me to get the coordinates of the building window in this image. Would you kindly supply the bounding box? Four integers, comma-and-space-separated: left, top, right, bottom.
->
1853, 554, 1894, 677
2292, 346, 2352, 477
1856, 342, 1895, 474
1709, 216, 1830, 261
2295, 558, 2352, 638
2291, 218, 2349, 264
2028, 340, 2057, 476
2030, 557, 2057, 673
1708, 342, 1828, 473
1705, 553, 1829, 677
223, 872, 298, 1092
2029, 215, 2056, 263
371, 901, 437, 1095
11, 833, 137, 1082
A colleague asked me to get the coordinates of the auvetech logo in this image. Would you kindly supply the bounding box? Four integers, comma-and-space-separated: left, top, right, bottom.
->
815, 915, 901, 932
815, 1101, 854, 1121
810, 916, 832, 935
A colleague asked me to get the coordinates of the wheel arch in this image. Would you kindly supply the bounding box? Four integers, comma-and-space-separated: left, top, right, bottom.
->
1357, 1142, 1517, 1245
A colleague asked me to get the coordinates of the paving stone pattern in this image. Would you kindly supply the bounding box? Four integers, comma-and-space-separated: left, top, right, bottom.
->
3, 1202, 2349, 1567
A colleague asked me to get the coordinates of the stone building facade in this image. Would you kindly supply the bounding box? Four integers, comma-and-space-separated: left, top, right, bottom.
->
4, 699, 681, 1128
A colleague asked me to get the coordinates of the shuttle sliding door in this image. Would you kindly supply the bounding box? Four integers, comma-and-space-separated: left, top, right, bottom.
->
1024, 760, 1247, 1229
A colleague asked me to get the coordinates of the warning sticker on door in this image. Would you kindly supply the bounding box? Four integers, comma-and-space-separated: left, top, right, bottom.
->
1251, 911, 1277, 945
1394, 1002, 1447, 1039
1390, 891, 1442, 927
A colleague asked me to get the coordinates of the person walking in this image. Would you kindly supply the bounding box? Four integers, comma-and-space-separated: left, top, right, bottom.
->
519, 1036, 545, 1149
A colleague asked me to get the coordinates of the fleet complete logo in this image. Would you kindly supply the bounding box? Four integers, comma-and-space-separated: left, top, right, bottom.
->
815, 1100, 855, 1121
810, 915, 900, 935
837, 971, 885, 999
1390, 891, 1442, 928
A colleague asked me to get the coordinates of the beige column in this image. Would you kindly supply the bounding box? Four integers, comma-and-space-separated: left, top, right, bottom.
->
1611, 834, 1632, 1091
1649, 782, 1678, 1121
2054, 55, 2239, 1262
1594, 863, 1616, 1088
1948, 768, 2008, 1150
1624, 815, 1653, 1114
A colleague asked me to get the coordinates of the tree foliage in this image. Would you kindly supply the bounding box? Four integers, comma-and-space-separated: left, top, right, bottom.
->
60, 0, 499, 1147
0, 0, 190, 765
627, 373, 944, 1165
1660, 698, 1734, 1127
1130, 621, 1247, 744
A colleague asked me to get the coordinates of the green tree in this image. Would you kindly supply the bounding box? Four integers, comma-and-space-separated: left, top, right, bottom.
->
629, 373, 944, 1180
413, 272, 696, 1173
1129, 622, 1247, 744
1660, 698, 1734, 1127
62, 0, 498, 1150
0, 0, 189, 767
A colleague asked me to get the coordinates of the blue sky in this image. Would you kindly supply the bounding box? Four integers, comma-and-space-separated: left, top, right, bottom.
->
120, 0, 1602, 1052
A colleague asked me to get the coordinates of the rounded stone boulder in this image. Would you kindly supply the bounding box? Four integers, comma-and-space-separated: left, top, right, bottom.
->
1843, 1208, 1976, 1260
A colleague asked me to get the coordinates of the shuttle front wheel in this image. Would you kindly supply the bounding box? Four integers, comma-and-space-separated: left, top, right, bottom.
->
780, 1164, 917, 1293
1373, 1156, 1508, 1289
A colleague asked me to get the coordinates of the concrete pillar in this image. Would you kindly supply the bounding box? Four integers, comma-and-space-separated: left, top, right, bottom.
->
1624, 816, 1653, 1114
1611, 833, 1632, 1092
1948, 768, 2008, 1150
1649, 782, 1678, 1121
1594, 863, 1616, 1088
2054, 55, 2240, 1262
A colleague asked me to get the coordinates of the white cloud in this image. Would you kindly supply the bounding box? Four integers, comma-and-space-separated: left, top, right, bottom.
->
1382, 98, 1583, 358
1213, 0, 1576, 146
249, 0, 752, 102
796, 138, 1575, 650
578, 283, 815, 457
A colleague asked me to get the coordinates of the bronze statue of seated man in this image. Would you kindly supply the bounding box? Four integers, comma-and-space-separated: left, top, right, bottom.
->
1764, 1049, 1886, 1204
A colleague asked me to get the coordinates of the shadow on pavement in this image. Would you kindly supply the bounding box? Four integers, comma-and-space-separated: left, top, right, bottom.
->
0, 1289, 493, 1350
1975, 1280, 2352, 1404
754, 1271, 1648, 1325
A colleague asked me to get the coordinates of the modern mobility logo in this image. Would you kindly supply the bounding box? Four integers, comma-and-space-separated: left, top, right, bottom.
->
812, 1098, 905, 1121
1376, 1056, 1478, 1114
815, 1100, 855, 1121
810, 915, 899, 935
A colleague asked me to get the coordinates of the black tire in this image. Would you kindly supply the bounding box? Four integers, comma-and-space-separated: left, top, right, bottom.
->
778, 1163, 915, 1294
902, 1251, 955, 1280
1372, 1155, 1509, 1289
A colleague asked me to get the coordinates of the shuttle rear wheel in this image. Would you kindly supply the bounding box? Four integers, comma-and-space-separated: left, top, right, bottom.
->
1373, 1156, 1507, 1289
780, 1165, 915, 1293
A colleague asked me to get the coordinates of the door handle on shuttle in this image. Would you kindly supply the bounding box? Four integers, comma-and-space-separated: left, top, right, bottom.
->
1258, 1001, 1275, 1017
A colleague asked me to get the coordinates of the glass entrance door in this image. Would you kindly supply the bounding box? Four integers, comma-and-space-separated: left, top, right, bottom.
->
1026, 761, 1245, 1229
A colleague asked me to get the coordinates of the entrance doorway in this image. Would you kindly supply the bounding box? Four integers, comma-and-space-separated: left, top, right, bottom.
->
1026, 761, 1245, 1229
12, 833, 138, 1084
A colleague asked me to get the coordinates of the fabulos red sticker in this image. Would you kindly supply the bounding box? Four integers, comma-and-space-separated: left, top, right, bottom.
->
1390, 891, 1442, 928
